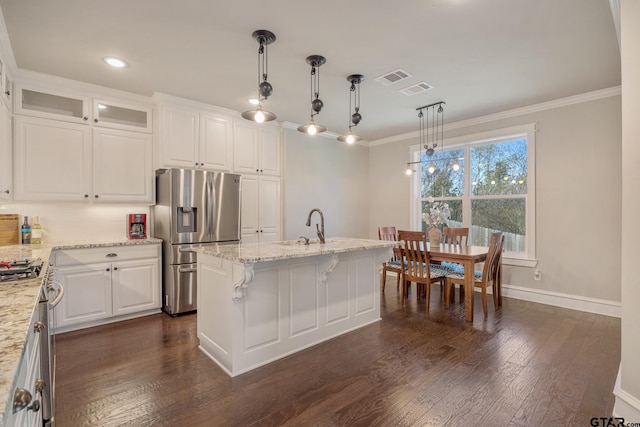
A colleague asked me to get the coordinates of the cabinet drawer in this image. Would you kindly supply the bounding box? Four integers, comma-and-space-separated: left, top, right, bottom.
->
55, 244, 160, 266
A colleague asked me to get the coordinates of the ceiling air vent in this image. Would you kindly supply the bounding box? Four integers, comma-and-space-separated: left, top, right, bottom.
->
399, 82, 433, 96
375, 69, 412, 86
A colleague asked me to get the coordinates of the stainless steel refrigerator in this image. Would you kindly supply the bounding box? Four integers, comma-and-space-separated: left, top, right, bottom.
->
153, 168, 241, 315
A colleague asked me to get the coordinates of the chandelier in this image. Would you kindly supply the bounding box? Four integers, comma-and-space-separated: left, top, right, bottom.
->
405, 101, 446, 175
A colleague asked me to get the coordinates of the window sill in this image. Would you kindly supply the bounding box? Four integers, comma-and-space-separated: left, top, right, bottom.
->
503, 257, 537, 268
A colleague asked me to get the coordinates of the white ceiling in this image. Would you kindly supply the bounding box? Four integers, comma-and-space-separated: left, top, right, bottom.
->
0, 0, 620, 142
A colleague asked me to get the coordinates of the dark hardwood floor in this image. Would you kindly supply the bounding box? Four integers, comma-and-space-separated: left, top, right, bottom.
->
55, 283, 620, 426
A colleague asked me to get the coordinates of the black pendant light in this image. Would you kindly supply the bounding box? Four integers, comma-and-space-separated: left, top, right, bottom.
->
241, 30, 277, 123
405, 101, 446, 176
337, 74, 365, 144
297, 55, 327, 135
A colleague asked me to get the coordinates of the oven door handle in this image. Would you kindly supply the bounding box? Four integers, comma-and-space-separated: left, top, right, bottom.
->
49, 283, 65, 308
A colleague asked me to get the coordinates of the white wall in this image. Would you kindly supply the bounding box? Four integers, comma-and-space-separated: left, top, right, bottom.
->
369, 95, 622, 303
283, 128, 369, 241
616, 0, 640, 419
0, 202, 149, 243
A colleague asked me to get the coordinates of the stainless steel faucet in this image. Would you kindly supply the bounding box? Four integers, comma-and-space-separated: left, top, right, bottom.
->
305, 208, 325, 244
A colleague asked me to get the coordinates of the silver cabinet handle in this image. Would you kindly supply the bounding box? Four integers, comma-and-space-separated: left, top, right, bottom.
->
114, 267, 118, 271
50, 283, 64, 307
178, 267, 197, 273
12, 388, 38, 414
106, 253, 118, 258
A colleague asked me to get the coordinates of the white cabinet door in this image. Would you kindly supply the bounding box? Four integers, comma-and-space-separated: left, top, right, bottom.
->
240, 175, 281, 243
112, 258, 160, 316
2, 67, 12, 111
158, 104, 199, 168
233, 121, 260, 174
92, 128, 153, 203
259, 125, 281, 176
200, 112, 233, 171
241, 175, 260, 240
14, 116, 92, 201
55, 263, 112, 329
0, 105, 11, 199
259, 176, 281, 242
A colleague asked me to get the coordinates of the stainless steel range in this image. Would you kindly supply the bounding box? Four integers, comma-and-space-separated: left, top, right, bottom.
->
0, 258, 43, 282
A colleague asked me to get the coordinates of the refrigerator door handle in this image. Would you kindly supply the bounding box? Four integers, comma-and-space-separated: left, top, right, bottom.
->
178, 247, 195, 253
178, 267, 197, 273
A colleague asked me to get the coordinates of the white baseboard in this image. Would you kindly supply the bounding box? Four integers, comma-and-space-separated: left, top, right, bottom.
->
613, 365, 640, 421
501, 284, 621, 318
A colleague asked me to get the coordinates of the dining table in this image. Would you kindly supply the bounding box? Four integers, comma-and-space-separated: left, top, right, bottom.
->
427, 243, 493, 321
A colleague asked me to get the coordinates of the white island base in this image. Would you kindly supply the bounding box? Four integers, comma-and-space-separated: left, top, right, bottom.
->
196, 238, 393, 377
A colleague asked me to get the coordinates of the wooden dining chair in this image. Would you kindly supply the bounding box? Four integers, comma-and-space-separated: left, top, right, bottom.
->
445, 231, 504, 318
442, 227, 469, 246
441, 227, 469, 301
397, 230, 448, 311
378, 226, 402, 293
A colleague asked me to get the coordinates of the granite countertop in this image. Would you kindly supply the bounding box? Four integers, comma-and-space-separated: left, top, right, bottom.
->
196, 237, 397, 263
0, 238, 162, 424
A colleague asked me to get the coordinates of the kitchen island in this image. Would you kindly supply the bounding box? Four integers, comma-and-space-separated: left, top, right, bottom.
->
195, 237, 395, 377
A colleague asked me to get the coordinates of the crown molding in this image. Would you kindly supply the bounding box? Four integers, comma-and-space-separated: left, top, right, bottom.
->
369, 86, 622, 147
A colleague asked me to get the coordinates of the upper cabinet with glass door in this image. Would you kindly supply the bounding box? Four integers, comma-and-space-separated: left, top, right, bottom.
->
15, 85, 152, 132
15, 84, 90, 124
93, 99, 152, 133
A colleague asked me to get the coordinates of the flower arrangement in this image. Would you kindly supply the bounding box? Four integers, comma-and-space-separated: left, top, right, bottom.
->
422, 200, 451, 227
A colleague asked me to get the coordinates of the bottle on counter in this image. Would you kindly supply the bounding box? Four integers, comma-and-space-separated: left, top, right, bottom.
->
31, 216, 42, 245
21, 216, 31, 245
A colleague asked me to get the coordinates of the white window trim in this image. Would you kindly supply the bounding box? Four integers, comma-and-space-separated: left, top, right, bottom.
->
409, 123, 537, 265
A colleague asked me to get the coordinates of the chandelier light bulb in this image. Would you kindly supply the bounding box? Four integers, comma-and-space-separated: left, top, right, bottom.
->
452, 160, 460, 171
405, 166, 413, 176
254, 110, 265, 123
428, 163, 436, 174
346, 133, 355, 144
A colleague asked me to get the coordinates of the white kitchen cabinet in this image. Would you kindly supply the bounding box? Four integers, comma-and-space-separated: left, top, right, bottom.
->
157, 102, 233, 171
241, 175, 281, 243
233, 121, 280, 176
14, 115, 92, 201
15, 85, 153, 133
54, 263, 113, 328
14, 116, 153, 203
92, 98, 152, 133
53, 244, 161, 332
0, 104, 12, 200
92, 127, 153, 203
15, 84, 90, 124
2, 65, 12, 111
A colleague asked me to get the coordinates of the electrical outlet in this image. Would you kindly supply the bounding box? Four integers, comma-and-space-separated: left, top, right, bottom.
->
534, 269, 542, 281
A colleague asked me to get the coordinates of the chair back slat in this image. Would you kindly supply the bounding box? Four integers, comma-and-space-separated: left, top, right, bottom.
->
442, 227, 469, 246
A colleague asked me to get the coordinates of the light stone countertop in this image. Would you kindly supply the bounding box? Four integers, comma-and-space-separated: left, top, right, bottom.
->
0, 238, 162, 425
196, 237, 397, 264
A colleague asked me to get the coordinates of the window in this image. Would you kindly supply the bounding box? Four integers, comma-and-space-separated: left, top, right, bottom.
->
410, 124, 536, 264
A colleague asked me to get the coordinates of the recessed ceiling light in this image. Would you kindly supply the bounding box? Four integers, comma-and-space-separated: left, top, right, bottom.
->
248, 98, 259, 105
103, 57, 127, 68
